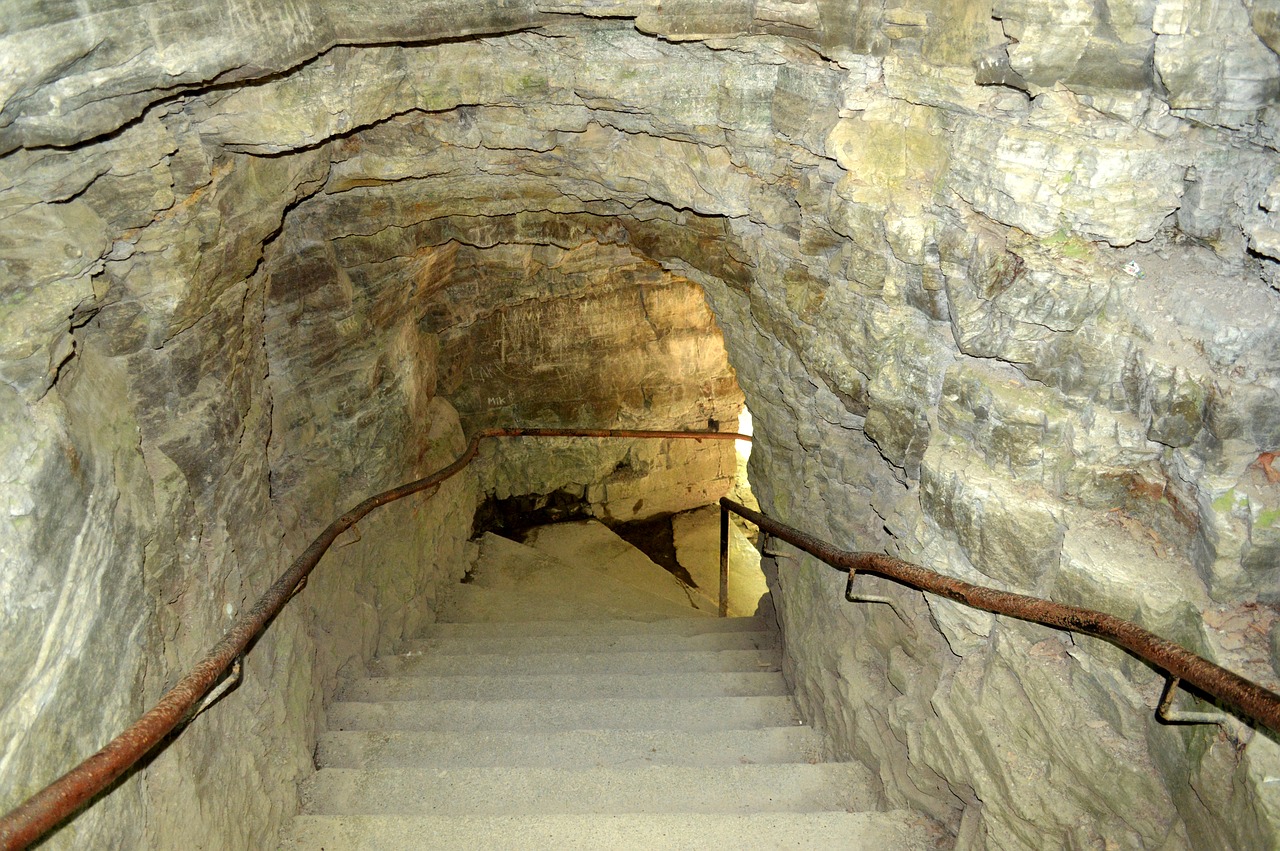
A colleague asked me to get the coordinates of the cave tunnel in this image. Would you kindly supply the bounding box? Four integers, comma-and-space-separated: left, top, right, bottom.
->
2, 3, 1280, 849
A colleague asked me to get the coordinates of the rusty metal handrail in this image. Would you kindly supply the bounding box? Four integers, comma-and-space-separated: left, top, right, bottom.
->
719, 496, 1280, 734
11, 425, 1277, 849
0, 427, 747, 850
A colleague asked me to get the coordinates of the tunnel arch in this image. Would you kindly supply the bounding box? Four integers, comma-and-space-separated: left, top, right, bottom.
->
4, 8, 1280, 850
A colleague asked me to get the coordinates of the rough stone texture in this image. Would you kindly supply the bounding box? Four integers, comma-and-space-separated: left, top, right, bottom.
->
0, 87, 481, 848
422, 241, 737, 431
325, 232, 745, 521
3, 4, 1280, 851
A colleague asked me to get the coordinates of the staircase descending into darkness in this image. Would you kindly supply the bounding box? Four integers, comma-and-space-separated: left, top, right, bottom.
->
279, 520, 941, 849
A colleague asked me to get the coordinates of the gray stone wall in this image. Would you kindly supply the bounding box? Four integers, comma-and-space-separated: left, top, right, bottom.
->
3, 2, 1280, 848
0, 127, 483, 846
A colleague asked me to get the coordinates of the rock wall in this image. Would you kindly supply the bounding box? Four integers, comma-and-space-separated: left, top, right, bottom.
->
3, 2, 1280, 849
311, 230, 745, 522
0, 122, 482, 846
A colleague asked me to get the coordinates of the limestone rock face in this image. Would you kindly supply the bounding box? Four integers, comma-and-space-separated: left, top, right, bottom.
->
1154, 0, 1280, 126
3, 4, 1280, 851
948, 92, 1187, 246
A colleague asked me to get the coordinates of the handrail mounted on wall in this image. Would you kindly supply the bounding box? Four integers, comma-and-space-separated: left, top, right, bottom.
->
719, 496, 1280, 734
4, 427, 1279, 849
0, 428, 745, 850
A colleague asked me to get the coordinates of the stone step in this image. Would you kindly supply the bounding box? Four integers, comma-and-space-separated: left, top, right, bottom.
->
339, 670, 789, 702
277, 514, 944, 851
370, 647, 781, 677
395, 627, 777, 657
328, 695, 801, 733
280, 812, 941, 850
417, 614, 770, 639
299, 764, 876, 817
316, 726, 827, 770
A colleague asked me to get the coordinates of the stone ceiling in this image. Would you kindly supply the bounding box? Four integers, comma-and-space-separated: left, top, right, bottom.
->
4, 3, 1280, 849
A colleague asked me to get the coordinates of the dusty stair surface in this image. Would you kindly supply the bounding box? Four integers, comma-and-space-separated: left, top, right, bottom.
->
280, 523, 942, 849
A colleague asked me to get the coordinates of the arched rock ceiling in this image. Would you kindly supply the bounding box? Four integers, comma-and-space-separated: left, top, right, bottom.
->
6, 0, 1280, 153
0, 2, 915, 152
5, 5, 1280, 849
7, 12, 1280, 401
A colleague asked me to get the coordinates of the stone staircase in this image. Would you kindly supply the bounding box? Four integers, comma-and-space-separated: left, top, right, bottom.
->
279, 527, 940, 849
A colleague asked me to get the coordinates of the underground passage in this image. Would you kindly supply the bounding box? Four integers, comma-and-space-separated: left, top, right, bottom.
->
2, 2, 1280, 849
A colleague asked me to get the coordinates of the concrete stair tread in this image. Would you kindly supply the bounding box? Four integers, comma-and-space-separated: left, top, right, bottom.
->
329, 695, 802, 732
279, 521, 942, 849
339, 670, 789, 701
371, 647, 781, 677
438, 582, 699, 623
280, 812, 941, 850
299, 763, 878, 816
316, 727, 827, 769
417, 614, 770, 639
396, 627, 777, 657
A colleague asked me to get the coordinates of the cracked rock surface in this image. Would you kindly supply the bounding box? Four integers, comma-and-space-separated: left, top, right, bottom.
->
3, 2, 1280, 849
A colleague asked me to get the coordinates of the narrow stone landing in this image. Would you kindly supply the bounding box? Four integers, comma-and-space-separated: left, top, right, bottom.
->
280, 524, 940, 849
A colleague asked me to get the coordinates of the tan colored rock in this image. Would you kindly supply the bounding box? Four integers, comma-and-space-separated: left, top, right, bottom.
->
949, 91, 1186, 246
1154, 0, 1280, 125
523, 520, 703, 611
3, 7, 1280, 851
